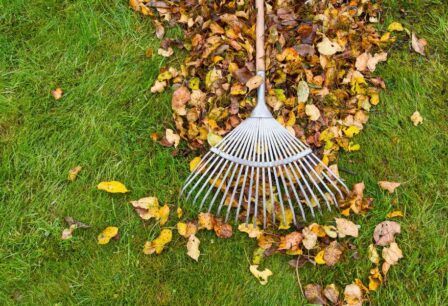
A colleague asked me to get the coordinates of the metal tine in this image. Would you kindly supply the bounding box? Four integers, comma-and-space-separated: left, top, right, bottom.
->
235, 119, 260, 223
186, 122, 251, 201
264, 122, 287, 225
209, 120, 257, 214
275, 129, 330, 212
245, 120, 261, 225
180, 151, 213, 196
197, 122, 257, 210
272, 129, 307, 221
260, 121, 268, 228
224, 121, 258, 222
308, 153, 350, 193
268, 125, 299, 226
182, 123, 248, 198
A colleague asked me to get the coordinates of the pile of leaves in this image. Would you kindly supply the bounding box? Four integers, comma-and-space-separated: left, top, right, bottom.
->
135, 0, 399, 164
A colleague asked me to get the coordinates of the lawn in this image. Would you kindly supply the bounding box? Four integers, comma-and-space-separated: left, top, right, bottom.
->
1, 0, 447, 304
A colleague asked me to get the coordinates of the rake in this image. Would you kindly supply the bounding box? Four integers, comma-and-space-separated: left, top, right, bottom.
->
180, 0, 349, 228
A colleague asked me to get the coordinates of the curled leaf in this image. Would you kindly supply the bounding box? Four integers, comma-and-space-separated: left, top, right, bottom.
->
143, 229, 172, 255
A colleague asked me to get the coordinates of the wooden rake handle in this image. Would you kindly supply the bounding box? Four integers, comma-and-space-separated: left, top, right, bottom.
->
255, 0, 265, 72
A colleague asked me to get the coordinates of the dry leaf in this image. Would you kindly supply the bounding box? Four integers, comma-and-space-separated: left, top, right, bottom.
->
158, 204, 170, 225
186, 234, 200, 261
335, 218, 359, 238
153, 19, 165, 39
368, 244, 380, 265
297, 81, 309, 103
368, 267, 383, 291
246, 75, 263, 91
387, 22, 404, 32
373, 221, 401, 246
214, 219, 233, 238
62, 216, 90, 239
323, 241, 343, 266
249, 265, 273, 285
97, 181, 129, 193
177, 221, 198, 238
238, 223, 263, 238
158, 47, 174, 57
323, 284, 339, 304
304, 284, 327, 305
165, 129, 180, 147
189, 156, 201, 172
61, 224, 76, 240
68, 166, 82, 181
411, 32, 427, 56
317, 37, 343, 56
143, 229, 172, 255
278, 231, 303, 251
305, 104, 320, 121
315, 250, 326, 265
198, 212, 215, 230
382, 242, 403, 265
387, 210, 404, 218
177, 207, 183, 218
378, 181, 401, 193
207, 132, 223, 147
344, 284, 363, 306
150, 80, 167, 93
51, 88, 63, 100
98, 226, 119, 245
302, 227, 318, 250
172, 86, 190, 115
130, 196, 160, 220
410, 111, 423, 126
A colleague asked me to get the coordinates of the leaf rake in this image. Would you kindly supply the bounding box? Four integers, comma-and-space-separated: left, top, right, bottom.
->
180, 0, 349, 228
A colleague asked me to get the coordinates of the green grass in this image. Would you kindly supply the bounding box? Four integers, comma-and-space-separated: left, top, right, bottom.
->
1, 0, 447, 304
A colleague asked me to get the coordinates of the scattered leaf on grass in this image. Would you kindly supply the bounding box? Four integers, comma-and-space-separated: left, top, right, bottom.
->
315, 250, 326, 265
177, 207, 183, 218
302, 227, 318, 249
278, 231, 302, 251
238, 223, 263, 238
323, 241, 343, 266
186, 234, 200, 261
143, 229, 172, 255
198, 212, 215, 230
97, 181, 129, 193
378, 181, 401, 193
344, 284, 363, 306
386, 210, 404, 218
410, 111, 423, 126
98, 227, 119, 245
335, 218, 359, 238
214, 219, 233, 238
130, 197, 160, 220
158, 47, 174, 57
323, 284, 339, 304
51, 88, 63, 100
382, 242, 403, 265
387, 22, 404, 32
177, 221, 198, 238
368, 244, 380, 265
368, 267, 383, 291
68, 166, 82, 182
411, 32, 427, 56
158, 204, 170, 225
151, 80, 167, 93
304, 284, 327, 305
373, 221, 401, 246
249, 265, 272, 285
61, 225, 76, 240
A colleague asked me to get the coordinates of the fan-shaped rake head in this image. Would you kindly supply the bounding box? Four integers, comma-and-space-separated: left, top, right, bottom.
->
179, 116, 349, 228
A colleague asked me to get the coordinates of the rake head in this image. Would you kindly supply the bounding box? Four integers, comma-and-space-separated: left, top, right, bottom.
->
180, 115, 349, 228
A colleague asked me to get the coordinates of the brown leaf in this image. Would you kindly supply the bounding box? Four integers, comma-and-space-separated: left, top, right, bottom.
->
378, 181, 401, 193
198, 212, 215, 230
153, 19, 165, 39
411, 32, 427, 56
278, 231, 303, 251
335, 218, 359, 238
323, 284, 339, 304
304, 284, 327, 305
246, 75, 263, 91
51, 88, 63, 100
344, 284, 363, 306
213, 219, 233, 238
323, 241, 343, 266
373, 221, 401, 246
382, 242, 403, 265
186, 234, 200, 261
172, 86, 190, 115
68, 165, 82, 181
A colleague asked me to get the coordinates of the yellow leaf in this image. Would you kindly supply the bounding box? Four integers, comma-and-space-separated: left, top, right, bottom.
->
158, 204, 170, 225
97, 181, 129, 193
186, 234, 200, 261
286, 248, 303, 256
207, 132, 223, 147
343, 126, 360, 138
285, 111, 296, 127
370, 92, 380, 105
380, 32, 391, 42
238, 223, 263, 238
387, 22, 404, 32
368, 267, 383, 291
68, 165, 82, 181
410, 111, 423, 126
198, 212, 215, 230
310, 223, 327, 237
188, 77, 200, 90
143, 229, 172, 255
246, 75, 263, 91
341, 208, 351, 216
387, 210, 404, 218
177, 207, 183, 218
347, 143, 360, 152
130, 197, 160, 220
98, 226, 119, 245
189, 156, 202, 172
278, 208, 293, 230
249, 265, 273, 285
351, 76, 367, 95
305, 104, 320, 121
315, 250, 326, 264
368, 244, 380, 265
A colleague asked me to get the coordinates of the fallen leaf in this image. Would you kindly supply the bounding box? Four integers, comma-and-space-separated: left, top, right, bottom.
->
207, 132, 223, 146
305, 104, 320, 121
387, 22, 404, 32
189, 156, 202, 172
172, 86, 190, 115
97, 181, 129, 193
411, 32, 427, 56
158, 47, 174, 57
323, 241, 343, 266
198, 212, 215, 230
297, 81, 309, 103
164, 129, 180, 147
61, 225, 76, 240
278, 208, 293, 230
344, 284, 363, 306
382, 242, 403, 265
368, 244, 380, 265
335, 218, 359, 238
278, 231, 303, 251
51, 88, 63, 100
378, 181, 401, 193
158, 204, 170, 225
98, 226, 119, 245
373, 221, 401, 246
304, 284, 327, 305
315, 250, 326, 265
323, 284, 339, 304
368, 267, 383, 291
246, 75, 263, 91
238, 223, 263, 238
214, 219, 233, 238
186, 234, 200, 261
130, 196, 160, 220
323, 225, 338, 238
317, 37, 343, 56
387, 210, 404, 218
143, 229, 172, 255
153, 19, 165, 39
177, 207, 183, 218
302, 227, 318, 250
150, 80, 167, 93
68, 165, 82, 181
177, 221, 198, 238
410, 111, 423, 126
249, 265, 273, 285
